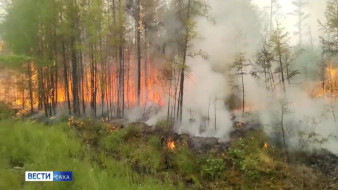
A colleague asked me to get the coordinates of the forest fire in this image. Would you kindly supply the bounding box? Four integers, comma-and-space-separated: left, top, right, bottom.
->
235, 122, 244, 128
167, 139, 176, 150
313, 64, 338, 98
264, 142, 268, 149
54, 56, 164, 107
0, 55, 165, 113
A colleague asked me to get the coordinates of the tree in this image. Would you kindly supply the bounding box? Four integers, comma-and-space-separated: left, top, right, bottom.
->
174, 0, 210, 122
279, 98, 290, 162
319, 0, 338, 97
232, 52, 249, 114
269, 0, 281, 34
271, 22, 290, 92
252, 35, 276, 93
291, 0, 309, 47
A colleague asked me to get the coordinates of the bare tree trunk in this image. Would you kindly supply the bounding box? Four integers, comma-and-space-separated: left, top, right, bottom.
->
37, 68, 43, 110
214, 97, 217, 130
27, 62, 34, 114
278, 46, 286, 92
281, 100, 289, 162
100, 35, 105, 118
62, 41, 71, 115
208, 98, 210, 121
52, 26, 58, 115
177, 0, 191, 122
167, 83, 171, 123
241, 67, 245, 114
90, 44, 97, 117
298, 0, 302, 47
22, 77, 25, 110
270, 0, 273, 33
144, 27, 148, 104
71, 36, 80, 116
119, 45, 124, 117
136, 0, 141, 106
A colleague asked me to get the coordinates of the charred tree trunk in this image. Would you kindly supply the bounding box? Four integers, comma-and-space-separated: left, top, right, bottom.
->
62, 41, 71, 115
90, 44, 97, 117
278, 45, 286, 92
177, 0, 191, 122
71, 36, 80, 116
52, 25, 58, 115
241, 67, 245, 114
136, 0, 141, 106
22, 78, 25, 110
37, 68, 43, 110
119, 46, 124, 117
27, 62, 34, 114
144, 27, 148, 103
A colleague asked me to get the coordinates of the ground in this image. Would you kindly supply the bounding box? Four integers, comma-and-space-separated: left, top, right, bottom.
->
0, 109, 337, 189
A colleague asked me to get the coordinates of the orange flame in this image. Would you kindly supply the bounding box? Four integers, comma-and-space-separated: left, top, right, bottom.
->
54, 57, 164, 107
313, 64, 338, 99
0, 52, 166, 110
263, 142, 268, 149
167, 139, 175, 150
235, 122, 243, 128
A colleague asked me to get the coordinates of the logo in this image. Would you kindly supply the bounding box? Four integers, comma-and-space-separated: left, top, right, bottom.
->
25, 171, 72, 182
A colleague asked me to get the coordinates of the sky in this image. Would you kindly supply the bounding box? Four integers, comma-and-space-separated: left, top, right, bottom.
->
252, 0, 327, 46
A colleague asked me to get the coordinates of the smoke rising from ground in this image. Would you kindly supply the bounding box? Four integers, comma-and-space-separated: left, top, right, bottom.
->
146, 0, 262, 139
144, 0, 338, 155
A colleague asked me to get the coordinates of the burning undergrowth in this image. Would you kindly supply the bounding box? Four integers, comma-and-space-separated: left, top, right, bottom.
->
61, 116, 338, 189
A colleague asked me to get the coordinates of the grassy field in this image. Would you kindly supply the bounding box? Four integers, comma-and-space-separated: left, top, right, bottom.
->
0, 112, 332, 189
0, 119, 182, 190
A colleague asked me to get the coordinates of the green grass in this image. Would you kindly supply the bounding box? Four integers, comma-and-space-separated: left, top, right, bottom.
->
0, 119, 181, 190
0, 116, 331, 190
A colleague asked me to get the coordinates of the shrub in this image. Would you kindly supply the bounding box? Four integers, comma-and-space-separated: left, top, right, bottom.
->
67, 117, 111, 145
123, 123, 143, 141
172, 147, 197, 176
99, 130, 127, 153
0, 102, 15, 120
201, 157, 226, 180
226, 131, 273, 181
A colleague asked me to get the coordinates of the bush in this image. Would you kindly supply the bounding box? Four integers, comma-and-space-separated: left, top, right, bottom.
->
124, 124, 143, 140
67, 117, 111, 145
173, 147, 197, 177
0, 102, 15, 120
99, 130, 127, 153
226, 131, 275, 182
201, 157, 225, 180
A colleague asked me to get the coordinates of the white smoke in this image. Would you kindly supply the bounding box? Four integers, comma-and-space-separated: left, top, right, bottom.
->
146, 0, 262, 140
144, 0, 338, 156
178, 0, 262, 139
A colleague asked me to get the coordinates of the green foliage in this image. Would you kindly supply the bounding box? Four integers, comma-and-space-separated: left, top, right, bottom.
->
155, 120, 171, 134
0, 54, 30, 71
100, 127, 163, 175
200, 157, 225, 180
129, 137, 163, 174
226, 132, 275, 181
0, 119, 181, 190
172, 147, 197, 176
0, 118, 331, 189
124, 124, 143, 140
0, 102, 15, 120
67, 117, 110, 145
99, 129, 127, 153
